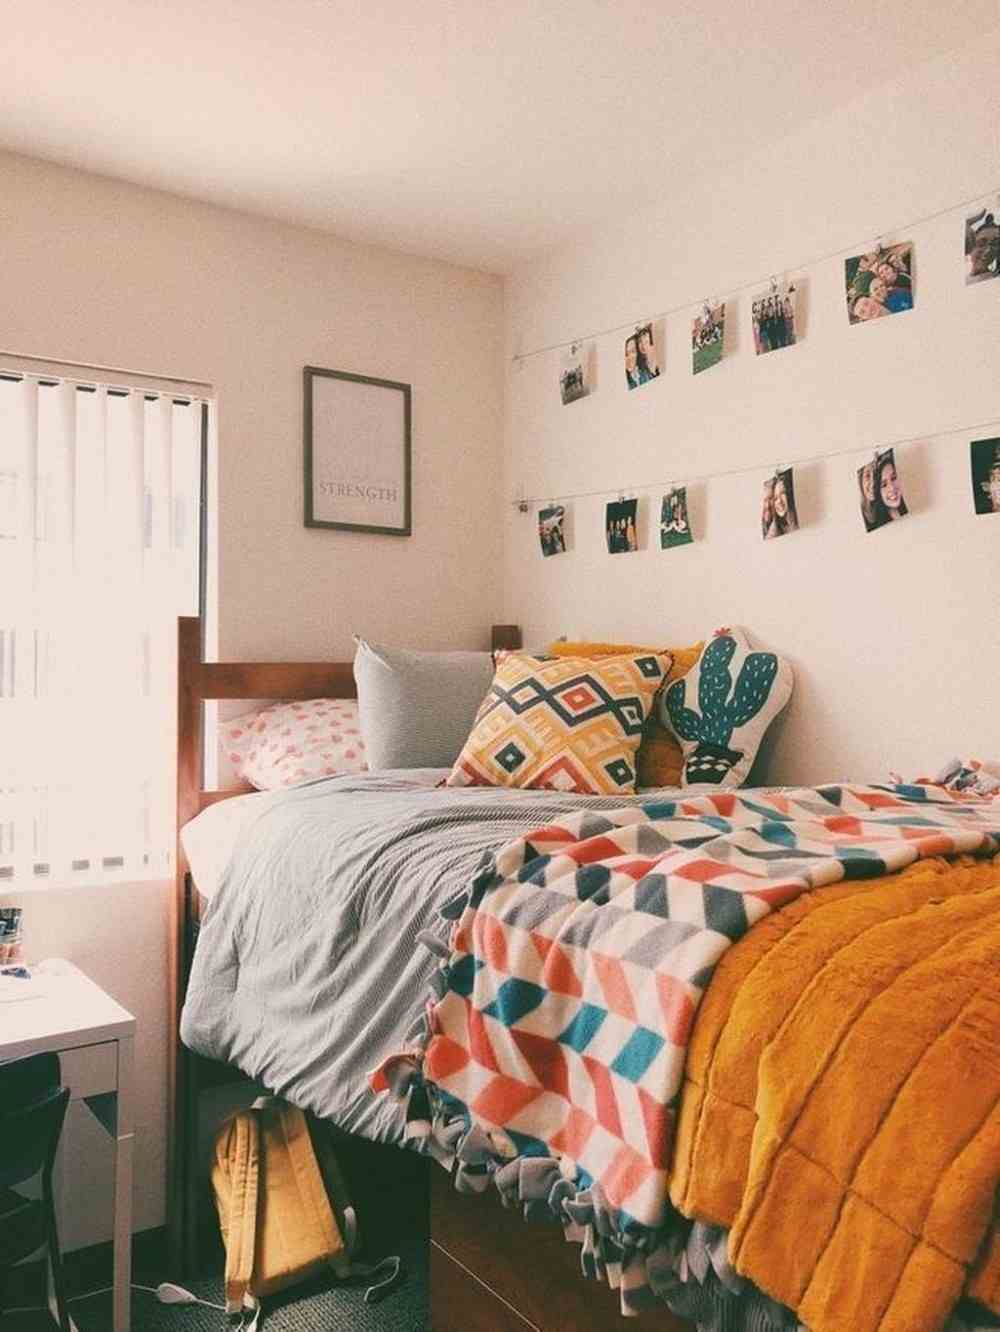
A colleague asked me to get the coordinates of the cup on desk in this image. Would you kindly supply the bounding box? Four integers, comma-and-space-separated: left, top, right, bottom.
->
0, 906, 24, 963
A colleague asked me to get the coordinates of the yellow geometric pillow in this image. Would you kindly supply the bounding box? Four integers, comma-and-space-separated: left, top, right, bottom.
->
546, 640, 703, 789
445, 650, 673, 795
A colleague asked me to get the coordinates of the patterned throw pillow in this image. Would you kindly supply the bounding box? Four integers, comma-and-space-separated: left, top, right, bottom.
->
658, 627, 792, 787
445, 650, 673, 794
225, 699, 367, 790
547, 639, 703, 788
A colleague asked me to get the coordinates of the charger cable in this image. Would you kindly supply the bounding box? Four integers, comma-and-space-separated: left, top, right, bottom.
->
6, 1268, 400, 1314
4, 1281, 226, 1315
151, 1283, 226, 1308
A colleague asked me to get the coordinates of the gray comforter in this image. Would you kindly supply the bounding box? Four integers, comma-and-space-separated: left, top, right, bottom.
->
180, 770, 672, 1143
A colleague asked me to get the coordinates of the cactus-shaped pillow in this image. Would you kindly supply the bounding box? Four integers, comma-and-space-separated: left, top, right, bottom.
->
658, 627, 792, 787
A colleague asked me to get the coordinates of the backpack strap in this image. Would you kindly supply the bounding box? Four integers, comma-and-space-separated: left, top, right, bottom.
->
276, 1102, 347, 1275
304, 1111, 405, 1300
220, 1108, 262, 1318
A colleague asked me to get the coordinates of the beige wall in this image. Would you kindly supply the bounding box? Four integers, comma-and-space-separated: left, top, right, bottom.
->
503, 31, 1000, 786
3, 149, 505, 658
2, 151, 505, 1245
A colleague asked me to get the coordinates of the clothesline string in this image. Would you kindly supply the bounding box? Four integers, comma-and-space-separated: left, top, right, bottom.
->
513, 412, 1000, 509
511, 183, 1000, 365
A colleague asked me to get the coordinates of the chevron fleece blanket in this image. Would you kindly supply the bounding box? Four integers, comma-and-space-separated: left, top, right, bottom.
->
375, 783, 1000, 1323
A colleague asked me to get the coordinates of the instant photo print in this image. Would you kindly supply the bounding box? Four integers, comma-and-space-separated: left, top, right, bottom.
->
660, 488, 693, 548
606, 498, 639, 552
971, 438, 1000, 515
625, 323, 661, 390
538, 504, 567, 554
752, 283, 796, 354
559, 342, 592, 405
845, 243, 914, 324
761, 467, 799, 539
692, 303, 725, 374
859, 448, 909, 530
965, 209, 999, 285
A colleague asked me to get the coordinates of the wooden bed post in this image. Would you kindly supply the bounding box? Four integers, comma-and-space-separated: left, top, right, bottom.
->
167, 618, 361, 1270
167, 616, 203, 1271
491, 624, 522, 653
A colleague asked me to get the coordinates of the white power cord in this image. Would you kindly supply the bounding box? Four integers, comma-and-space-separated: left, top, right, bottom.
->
4, 1280, 226, 1315
6, 1267, 401, 1314
152, 1282, 226, 1309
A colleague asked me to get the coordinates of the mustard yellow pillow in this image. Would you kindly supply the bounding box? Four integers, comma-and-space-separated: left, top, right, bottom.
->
547, 639, 703, 788
445, 650, 673, 794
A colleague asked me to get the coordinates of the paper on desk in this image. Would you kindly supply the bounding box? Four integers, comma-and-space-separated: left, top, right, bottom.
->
0, 973, 48, 1002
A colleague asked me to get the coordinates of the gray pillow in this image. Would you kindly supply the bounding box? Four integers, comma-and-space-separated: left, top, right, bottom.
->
353, 639, 494, 770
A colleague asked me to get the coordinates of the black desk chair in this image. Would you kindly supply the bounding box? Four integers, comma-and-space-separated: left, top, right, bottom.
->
0, 1052, 72, 1331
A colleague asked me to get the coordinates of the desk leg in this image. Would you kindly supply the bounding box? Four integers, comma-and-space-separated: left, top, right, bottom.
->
49, 1132, 79, 1331
47, 1249, 80, 1332
114, 1035, 135, 1332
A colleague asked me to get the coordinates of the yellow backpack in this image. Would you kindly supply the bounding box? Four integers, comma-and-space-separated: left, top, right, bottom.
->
212, 1097, 400, 1329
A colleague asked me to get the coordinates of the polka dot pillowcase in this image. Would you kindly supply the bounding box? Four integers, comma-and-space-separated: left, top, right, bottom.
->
226, 699, 367, 790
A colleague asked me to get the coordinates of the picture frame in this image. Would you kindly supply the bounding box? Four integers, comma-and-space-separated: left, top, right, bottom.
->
304, 365, 412, 535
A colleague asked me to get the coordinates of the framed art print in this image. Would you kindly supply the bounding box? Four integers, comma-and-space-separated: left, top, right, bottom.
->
304, 365, 412, 535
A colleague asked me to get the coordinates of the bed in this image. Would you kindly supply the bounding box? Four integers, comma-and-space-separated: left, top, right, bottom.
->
170, 617, 1000, 1332
170, 617, 694, 1329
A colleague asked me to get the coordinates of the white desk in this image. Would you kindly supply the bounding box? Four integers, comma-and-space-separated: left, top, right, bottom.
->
1, 958, 136, 1332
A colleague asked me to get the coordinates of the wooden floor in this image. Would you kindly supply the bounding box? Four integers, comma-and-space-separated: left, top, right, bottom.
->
429, 1164, 693, 1332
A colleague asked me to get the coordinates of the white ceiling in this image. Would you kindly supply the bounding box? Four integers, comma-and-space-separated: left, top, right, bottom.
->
1, 1, 995, 273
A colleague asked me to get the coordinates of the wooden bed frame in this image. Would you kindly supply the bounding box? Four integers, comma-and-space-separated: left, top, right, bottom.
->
169, 616, 361, 1268
169, 616, 691, 1330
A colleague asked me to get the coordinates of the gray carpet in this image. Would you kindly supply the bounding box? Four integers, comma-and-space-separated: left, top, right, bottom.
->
4, 1133, 430, 1331
3, 1228, 428, 1331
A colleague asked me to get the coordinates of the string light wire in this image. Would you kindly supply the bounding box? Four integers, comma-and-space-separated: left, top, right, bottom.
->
512, 413, 1000, 510
511, 183, 1000, 365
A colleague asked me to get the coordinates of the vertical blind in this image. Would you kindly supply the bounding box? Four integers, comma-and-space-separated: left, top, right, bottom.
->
0, 371, 205, 886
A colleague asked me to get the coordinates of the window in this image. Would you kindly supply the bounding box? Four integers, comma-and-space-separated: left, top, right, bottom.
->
0, 368, 208, 886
